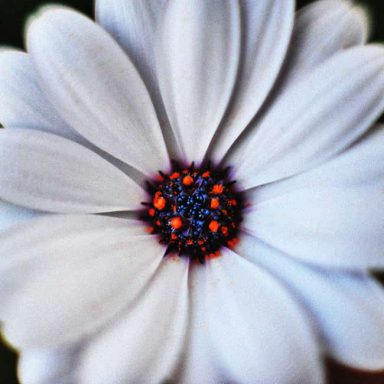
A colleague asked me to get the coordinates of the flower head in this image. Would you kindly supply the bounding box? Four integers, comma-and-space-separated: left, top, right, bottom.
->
142, 161, 244, 262
0, 0, 384, 383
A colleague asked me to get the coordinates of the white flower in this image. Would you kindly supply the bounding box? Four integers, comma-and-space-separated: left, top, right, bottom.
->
0, 0, 384, 383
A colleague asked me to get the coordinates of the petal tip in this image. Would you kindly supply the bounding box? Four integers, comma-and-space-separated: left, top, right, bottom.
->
24, 5, 81, 49
349, 2, 371, 42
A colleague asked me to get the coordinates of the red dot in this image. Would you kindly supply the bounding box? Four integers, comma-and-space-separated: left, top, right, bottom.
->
207, 250, 221, 260
210, 198, 220, 209
221, 226, 228, 236
153, 196, 166, 210
227, 237, 239, 249
211, 184, 224, 194
148, 208, 155, 217
182, 175, 194, 186
209, 220, 220, 232
170, 216, 183, 230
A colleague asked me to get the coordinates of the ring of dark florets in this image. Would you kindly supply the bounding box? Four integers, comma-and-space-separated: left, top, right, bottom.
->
141, 161, 244, 263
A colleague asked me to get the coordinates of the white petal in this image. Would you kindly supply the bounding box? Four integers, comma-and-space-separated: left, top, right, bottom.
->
0, 129, 143, 213
246, 124, 384, 203
285, 0, 369, 85
0, 200, 41, 232
79, 256, 189, 384
0, 50, 79, 141
0, 50, 149, 183
156, 0, 241, 162
176, 265, 223, 384
96, 0, 166, 97
27, 7, 169, 174
244, 186, 384, 270
236, 232, 384, 370
210, 0, 294, 162
95, 0, 180, 158
229, 45, 384, 189
204, 253, 324, 383
213, 0, 368, 163
18, 346, 77, 384
0, 214, 164, 348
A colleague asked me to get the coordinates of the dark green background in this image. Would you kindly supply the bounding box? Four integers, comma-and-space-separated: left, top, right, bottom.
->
0, 1, 383, 383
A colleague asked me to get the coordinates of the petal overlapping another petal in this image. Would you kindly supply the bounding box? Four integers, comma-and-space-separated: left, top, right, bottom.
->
0, 129, 143, 213
244, 126, 384, 270
79, 257, 189, 384
235, 233, 384, 371
156, 0, 241, 162
27, 7, 169, 175
198, 253, 324, 383
0, 50, 80, 142
209, 0, 294, 162
18, 346, 78, 384
229, 45, 384, 189
0, 215, 164, 348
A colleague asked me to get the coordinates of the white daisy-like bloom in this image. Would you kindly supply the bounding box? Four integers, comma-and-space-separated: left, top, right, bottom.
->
0, 0, 384, 383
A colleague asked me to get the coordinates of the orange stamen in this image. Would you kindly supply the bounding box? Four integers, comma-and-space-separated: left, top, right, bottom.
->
211, 184, 224, 194
148, 208, 155, 217
171, 233, 178, 240
227, 237, 239, 249
182, 175, 194, 186
202, 171, 210, 178
170, 216, 183, 230
221, 226, 228, 236
153, 196, 166, 210
210, 198, 220, 209
209, 220, 220, 232
207, 250, 221, 260
170, 172, 180, 179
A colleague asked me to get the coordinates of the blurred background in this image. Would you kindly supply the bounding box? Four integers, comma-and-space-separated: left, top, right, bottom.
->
0, 0, 383, 383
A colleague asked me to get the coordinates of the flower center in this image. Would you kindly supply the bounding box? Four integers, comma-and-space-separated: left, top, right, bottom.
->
141, 161, 244, 263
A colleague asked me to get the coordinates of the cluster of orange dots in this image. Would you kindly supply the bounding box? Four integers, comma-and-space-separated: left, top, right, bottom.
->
142, 163, 243, 261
